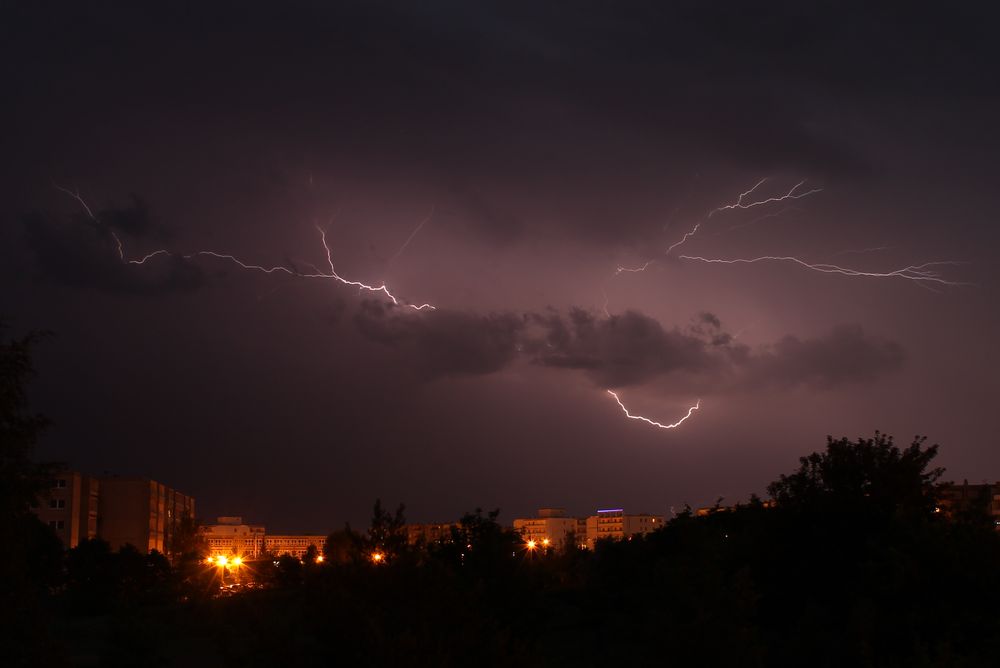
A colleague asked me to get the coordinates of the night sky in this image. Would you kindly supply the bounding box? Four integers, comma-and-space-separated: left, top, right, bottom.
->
4, 2, 998, 532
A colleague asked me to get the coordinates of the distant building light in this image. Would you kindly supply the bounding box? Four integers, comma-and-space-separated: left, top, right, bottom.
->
597, 508, 624, 513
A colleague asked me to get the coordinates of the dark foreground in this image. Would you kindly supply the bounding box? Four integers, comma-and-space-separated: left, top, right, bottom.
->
10, 437, 1000, 667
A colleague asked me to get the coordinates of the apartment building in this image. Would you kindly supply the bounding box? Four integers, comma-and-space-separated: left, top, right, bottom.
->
31, 470, 195, 554
585, 508, 664, 548
936, 480, 1000, 527
32, 471, 100, 548
200, 516, 267, 558
98, 476, 196, 553
264, 534, 326, 559
405, 522, 459, 546
200, 517, 326, 560
513, 508, 587, 550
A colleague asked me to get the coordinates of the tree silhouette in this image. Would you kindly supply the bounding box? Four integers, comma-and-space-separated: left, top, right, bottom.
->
323, 525, 364, 565
366, 498, 407, 561
0, 325, 63, 665
768, 431, 943, 518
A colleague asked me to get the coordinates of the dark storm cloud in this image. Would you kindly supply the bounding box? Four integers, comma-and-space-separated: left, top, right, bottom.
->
355, 303, 904, 391
353, 301, 524, 380
746, 324, 905, 389
15, 2, 997, 246
21, 205, 204, 295
530, 309, 716, 387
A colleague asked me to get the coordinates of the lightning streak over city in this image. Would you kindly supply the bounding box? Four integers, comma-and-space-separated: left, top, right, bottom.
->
606, 390, 701, 431
56, 186, 435, 310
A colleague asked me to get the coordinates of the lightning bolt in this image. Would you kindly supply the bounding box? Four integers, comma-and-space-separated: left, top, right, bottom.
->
606, 390, 701, 430
54, 185, 126, 261
614, 260, 655, 275
612, 180, 822, 277
666, 221, 701, 256
678, 255, 968, 288
387, 204, 435, 266
833, 245, 893, 256
708, 179, 822, 218
56, 186, 435, 311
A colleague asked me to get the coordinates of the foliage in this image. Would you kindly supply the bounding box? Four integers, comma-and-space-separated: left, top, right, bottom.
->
366, 498, 407, 561
17, 430, 1000, 667
768, 431, 944, 518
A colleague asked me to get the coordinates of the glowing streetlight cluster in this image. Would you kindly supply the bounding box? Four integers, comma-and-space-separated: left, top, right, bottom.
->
206, 554, 243, 567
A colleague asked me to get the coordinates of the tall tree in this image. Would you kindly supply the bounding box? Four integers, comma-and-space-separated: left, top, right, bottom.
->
366, 498, 407, 561
0, 325, 62, 665
0, 326, 54, 521
767, 431, 943, 517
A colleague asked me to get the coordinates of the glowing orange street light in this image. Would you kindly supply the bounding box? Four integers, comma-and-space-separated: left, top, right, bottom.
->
216, 555, 229, 567
526, 540, 537, 550
232, 556, 243, 567
316, 555, 324, 563
205, 557, 215, 565
541, 538, 550, 547
371, 551, 385, 563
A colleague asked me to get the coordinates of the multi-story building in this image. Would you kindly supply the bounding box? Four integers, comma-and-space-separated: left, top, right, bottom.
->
405, 522, 459, 546
31, 470, 195, 554
585, 508, 664, 549
32, 471, 100, 548
264, 534, 326, 559
936, 480, 1000, 527
513, 508, 587, 550
98, 476, 196, 553
200, 517, 326, 560
200, 517, 267, 558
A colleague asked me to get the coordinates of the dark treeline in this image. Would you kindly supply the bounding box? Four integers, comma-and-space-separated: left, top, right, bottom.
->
6, 329, 1000, 667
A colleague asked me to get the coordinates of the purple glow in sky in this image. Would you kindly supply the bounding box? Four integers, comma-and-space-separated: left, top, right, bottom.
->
2, 2, 998, 532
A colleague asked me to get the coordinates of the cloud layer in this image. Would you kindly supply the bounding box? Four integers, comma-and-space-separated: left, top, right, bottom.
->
354, 302, 905, 392
22, 202, 205, 295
